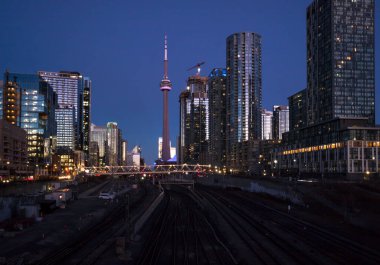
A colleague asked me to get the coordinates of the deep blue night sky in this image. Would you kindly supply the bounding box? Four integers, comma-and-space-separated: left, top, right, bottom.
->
0, 0, 379, 164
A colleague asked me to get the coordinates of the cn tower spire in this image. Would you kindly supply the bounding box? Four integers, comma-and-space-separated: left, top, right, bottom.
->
160, 34, 172, 162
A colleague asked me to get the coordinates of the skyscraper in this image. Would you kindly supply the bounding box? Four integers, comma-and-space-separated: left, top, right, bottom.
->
178, 89, 191, 164
226, 32, 262, 171
38, 71, 91, 153
106, 122, 122, 166
273, 0, 377, 179
272, 105, 289, 140
82, 78, 91, 162
261, 109, 273, 140
90, 123, 107, 166
88, 141, 99, 167
208, 68, 227, 167
288, 89, 307, 130
178, 75, 209, 164
306, 0, 375, 125
56, 107, 75, 149
159, 35, 172, 162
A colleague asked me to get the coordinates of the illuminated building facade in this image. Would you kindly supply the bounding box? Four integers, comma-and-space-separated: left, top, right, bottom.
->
273, 0, 376, 180
90, 123, 107, 166
306, 0, 375, 125
106, 122, 122, 166
208, 68, 227, 167
158, 137, 175, 160
272, 105, 289, 140
178, 75, 209, 164
82, 78, 91, 162
226, 32, 262, 172
0, 119, 29, 177
122, 140, 128, 166
56, 107, 75, 149
38, 71, 91, 156
261, 109, 273, 140
1, 72, 57, 165
1, 79, 20, 125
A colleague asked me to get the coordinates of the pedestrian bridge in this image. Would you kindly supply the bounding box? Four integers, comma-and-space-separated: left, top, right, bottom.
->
82, 164, 211, 176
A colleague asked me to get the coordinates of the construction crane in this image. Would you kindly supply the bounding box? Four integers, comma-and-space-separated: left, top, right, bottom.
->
187, 61, 205, 76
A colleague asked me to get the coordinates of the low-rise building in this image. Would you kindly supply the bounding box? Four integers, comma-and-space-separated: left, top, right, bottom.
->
0, 119, 29, 177
272, 118, 380, 180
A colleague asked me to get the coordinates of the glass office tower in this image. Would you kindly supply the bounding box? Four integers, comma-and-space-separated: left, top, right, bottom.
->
261, 109, 273, 140
272, 105, 289, 140
56, 107, 75, 150
307, 0, 375, 125
2, 72, 57, 164
226, 32, 262, 171
107, 122, 122, 166
38, 71, 90, 152
90, 124, 108, 166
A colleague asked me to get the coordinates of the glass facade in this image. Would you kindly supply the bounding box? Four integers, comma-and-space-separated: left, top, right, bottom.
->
38, 71, 90, 152
272, 105, 289, 140
56, 107, 75, 149
90, 123, 107, 166
107, 122, 122, 166
261, 109, 273, 140
208, 68, 227, 167
288, 89, 307, 130
307, 0, 375, 125
226, 32, 262, 170
2, 72, 57, 164
178, 76, 209, 164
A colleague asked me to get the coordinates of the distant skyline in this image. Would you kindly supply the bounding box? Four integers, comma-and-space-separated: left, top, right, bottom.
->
1, 0, 379, 164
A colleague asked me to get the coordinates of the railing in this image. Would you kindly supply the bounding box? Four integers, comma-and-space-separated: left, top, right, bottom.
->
83, 164, 211, 175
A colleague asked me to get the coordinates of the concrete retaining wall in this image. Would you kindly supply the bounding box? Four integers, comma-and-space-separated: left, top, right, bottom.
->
198, 175, 304, 205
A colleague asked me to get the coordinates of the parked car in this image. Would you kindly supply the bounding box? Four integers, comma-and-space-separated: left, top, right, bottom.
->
98, 192, 116, 200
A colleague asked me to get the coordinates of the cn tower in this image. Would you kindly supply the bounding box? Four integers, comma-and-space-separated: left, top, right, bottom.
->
160, 34, 172, 162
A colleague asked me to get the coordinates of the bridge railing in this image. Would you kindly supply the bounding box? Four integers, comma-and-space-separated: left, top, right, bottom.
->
82, 164, 212, 175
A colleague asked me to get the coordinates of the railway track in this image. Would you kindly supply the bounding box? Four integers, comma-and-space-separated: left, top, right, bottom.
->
200, 186, 380, 265
228, 190, 380, 265
199, 188, 308, 265
136, 187, 236, 265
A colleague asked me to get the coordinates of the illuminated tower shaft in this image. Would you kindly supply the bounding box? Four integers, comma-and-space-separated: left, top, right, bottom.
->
160, 34, 172, 161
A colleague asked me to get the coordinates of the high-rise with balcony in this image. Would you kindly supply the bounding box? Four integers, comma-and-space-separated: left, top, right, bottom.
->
226, 32, 262, 172
306, 0, 375, 126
